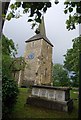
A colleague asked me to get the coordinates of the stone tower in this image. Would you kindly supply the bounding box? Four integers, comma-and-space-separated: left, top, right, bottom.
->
23, 17, 53, 86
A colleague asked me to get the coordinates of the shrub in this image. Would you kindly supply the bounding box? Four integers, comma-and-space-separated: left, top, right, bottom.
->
2, 76, 19, 118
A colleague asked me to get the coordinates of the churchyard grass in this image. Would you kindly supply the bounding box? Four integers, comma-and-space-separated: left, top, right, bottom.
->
9, 87, 78, 119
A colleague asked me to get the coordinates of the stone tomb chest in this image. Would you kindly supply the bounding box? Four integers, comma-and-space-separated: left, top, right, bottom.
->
27, 85, 73, 112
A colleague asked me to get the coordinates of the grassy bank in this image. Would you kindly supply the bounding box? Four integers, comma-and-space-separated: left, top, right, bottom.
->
9, 88, 78, 119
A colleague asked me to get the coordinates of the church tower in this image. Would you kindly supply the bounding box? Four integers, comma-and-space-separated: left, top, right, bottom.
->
23, 17, 53, 86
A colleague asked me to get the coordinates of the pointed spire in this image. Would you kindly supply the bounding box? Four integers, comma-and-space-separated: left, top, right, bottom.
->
38, 16, 46, 37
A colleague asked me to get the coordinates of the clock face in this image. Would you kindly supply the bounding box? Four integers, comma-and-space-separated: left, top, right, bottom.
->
28, 53, 34, 59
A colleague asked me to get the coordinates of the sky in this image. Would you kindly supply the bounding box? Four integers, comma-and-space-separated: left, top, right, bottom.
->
3, 0, 79, 64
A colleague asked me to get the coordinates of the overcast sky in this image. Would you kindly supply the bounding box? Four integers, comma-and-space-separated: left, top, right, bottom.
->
3, 0, 79, 64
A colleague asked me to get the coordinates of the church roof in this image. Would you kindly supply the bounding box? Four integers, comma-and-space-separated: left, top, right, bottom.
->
25, 16, 53, 47
25, 33, 53, 47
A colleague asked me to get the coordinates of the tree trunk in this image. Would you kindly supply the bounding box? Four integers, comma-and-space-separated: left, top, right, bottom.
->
79, 46, 81, 120
0, 2, 2, 38
0, 1, 10, 38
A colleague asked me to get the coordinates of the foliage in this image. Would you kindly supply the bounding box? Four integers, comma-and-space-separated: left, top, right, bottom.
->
2, 1, 81, 33
2, 34, 17, 57
4, 1, 81, 32
12, 57, 26, 71
2, 76, 19, 118
6, 2, 51, 33
64, 36, 81, 87
2, 34, 19, 118
52, 64, 70, 86
2, 34, 17, 77
64, 1, 81, 30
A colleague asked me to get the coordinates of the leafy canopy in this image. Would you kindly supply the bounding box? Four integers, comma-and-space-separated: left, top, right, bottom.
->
64, 1, 81, 30
2, 34, 17, 77
64, 36, 81, 87
52, 64, 70, 86
3, 1, 81, 32
64, 36, 81, 73
6, 2, 52, 33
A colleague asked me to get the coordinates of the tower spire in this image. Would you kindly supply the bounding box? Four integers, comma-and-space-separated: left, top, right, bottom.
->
39, 16, 46, 37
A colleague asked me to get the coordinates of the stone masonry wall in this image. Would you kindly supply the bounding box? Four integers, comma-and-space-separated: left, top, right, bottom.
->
22, 38, 52, 86
40, 40, 52, 84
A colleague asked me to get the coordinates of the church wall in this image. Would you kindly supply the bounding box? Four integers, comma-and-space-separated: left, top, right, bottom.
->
23, 39, 43, 85
22, 38, 52, 86
40, 40, 52, 85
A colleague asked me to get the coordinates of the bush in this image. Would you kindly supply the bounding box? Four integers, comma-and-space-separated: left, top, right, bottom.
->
2, 34, 19, 119
2, 76, 19, 118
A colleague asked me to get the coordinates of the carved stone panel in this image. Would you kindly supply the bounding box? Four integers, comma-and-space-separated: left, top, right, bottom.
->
55, 90, 65, 101
47, 90, 55, 100
32, 88, 39, 96
39, 89, 47, 98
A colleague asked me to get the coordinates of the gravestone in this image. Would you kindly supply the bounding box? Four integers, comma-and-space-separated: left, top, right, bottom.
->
27, 85, 73, 112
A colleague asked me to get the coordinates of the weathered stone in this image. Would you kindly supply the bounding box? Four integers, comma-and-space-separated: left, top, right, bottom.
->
31, 85, 71, 101
26, 85, 73, 112
26, 96, 73, 112
22, 18, 53, 86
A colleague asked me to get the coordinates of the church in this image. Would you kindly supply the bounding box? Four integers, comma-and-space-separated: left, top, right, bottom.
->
12, 18, 73, 113
13, 17, 53, 87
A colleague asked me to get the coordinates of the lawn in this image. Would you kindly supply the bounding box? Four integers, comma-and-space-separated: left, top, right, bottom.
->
9, 87, 78, 119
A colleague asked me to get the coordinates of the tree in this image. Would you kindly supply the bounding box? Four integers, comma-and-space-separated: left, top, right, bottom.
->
52, 64, 70, 86
2, 1, 52, 34
2, 34, 17, 77
2, 34, 19, 119
64, 36, 81, 72
1, 1, 81, 32
64, 1, 81, 119
0, 1, 10, 37
64, 36, 81, 87
64, 1, 81, 30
